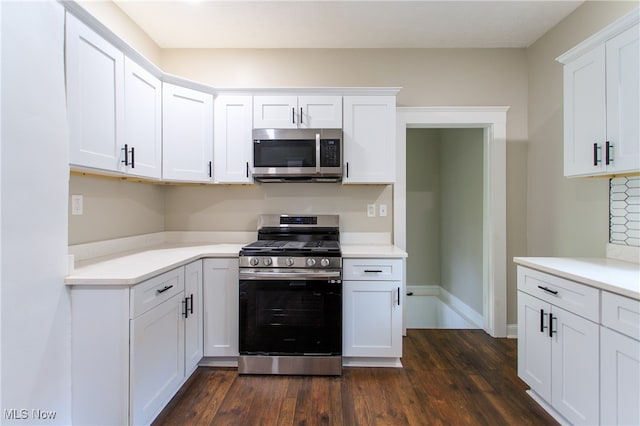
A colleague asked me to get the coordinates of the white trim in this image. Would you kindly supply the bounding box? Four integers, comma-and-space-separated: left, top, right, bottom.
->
395, 106, 508, 337
342, 357, 403, 368
507, 324, 518, 339
439, 287, 484, 329
556, 7, 639, 64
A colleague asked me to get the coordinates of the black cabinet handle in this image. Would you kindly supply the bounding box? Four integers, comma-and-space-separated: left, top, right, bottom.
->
540, 309, 548, 333
300, 107, 303, 124
188, 294, 194, 315
549, 313, 556, 337
130, 146, 135, 169
346, 162, 349, 178
122, 144, 129, 166
183, 297, 188, 318
292, 107, 295, 124
605, 141, 613, 165
593, 143, 601, 166
397, 287, 400, 306
208, 161, 212, 178
246, 162, 249, 178
364, 269, 383, 273
537, 285, 558, 295
156, 285, 173, 294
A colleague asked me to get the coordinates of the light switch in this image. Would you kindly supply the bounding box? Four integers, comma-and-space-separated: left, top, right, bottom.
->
367, 204, 376, 217
71, 195, 83, 216
379, 204, 387, 217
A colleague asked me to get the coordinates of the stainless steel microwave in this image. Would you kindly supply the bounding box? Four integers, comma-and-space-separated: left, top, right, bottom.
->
252, 128, 342, 182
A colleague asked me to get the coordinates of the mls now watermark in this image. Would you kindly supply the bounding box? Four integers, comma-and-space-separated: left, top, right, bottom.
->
4, 408, 57, 420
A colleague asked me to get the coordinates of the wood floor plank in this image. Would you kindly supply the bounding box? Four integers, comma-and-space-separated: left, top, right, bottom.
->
152, 330, 559, 426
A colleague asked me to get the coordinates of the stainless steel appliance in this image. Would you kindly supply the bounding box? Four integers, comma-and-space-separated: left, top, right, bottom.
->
252, 129, 342, 182
238, 214, 342, 375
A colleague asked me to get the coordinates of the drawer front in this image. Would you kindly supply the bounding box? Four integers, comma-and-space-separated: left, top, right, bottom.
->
131, 267, 185, 318
343, 258, 403, 281
602, 291, 640, 340
517, 266, 599, 322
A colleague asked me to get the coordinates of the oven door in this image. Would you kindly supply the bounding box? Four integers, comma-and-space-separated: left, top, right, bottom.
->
239, 269, 342, 356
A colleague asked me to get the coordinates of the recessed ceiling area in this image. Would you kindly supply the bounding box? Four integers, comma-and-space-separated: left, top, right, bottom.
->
112, 0, 584, 49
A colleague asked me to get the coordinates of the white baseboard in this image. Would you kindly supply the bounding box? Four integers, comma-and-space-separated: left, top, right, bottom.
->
406, 285, 483, 329
507, 324, 518, 339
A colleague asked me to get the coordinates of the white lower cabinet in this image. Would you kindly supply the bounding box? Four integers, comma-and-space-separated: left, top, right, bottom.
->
71, 261, 203, 426
130, 292, 185, 425
203, 258, 239, 358
343, 259, 403, 363
600, 291, 640, 425
516, 265, 640, 426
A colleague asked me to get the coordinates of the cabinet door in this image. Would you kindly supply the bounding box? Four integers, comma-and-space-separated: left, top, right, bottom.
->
299, 95, 342, 129
184, 260, 203, 375
343, 280, 402, 357
517, 291, 552, 402
551, 306, 599, 425
162, 83, 214, 182
122, 57, 162, 179
601, 327, 640, 426
214, 95, 253, 183
130, 293, 185, 426
253, 95, 298, 128
343, 96, 396, 183
203, 258, 239, 357
66, 13, 124, 172
563, 45, 607, 177
606, 23, 640, 174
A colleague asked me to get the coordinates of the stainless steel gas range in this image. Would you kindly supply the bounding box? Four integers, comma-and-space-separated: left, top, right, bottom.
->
238, 214, 342, 376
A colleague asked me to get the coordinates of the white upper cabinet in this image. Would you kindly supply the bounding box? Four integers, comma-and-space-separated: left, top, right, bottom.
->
342, 96, 396, 184
66, 13, 162, 179
560, 17, 639, 177
605, 24, 640, 173
162, 83, 214, 182
122, 58, 162, 179
214, 95, 253, 183
66, 13, 124, 172
253, 95, 342, 129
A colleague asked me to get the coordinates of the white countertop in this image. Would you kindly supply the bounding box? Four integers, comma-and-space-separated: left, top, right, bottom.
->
66, 242, 406, 286
514, 257, 640, 300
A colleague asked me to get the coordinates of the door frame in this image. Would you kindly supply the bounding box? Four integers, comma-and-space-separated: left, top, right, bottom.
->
395, 107, 508, 337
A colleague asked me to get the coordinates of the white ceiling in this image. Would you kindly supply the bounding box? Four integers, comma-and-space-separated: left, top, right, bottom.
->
113, 0, 584, 49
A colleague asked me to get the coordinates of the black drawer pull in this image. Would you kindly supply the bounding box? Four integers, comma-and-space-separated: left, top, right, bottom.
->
537, 285, 558, 295
364, 269, 383, 273
156, 285, 173, 294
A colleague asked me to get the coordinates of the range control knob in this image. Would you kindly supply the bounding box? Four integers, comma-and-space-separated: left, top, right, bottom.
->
286, 257, 295, 267
320, 258, 330, 267
249, 257, 259, 266
306, 258, 316, 267
263, 257, 273, 266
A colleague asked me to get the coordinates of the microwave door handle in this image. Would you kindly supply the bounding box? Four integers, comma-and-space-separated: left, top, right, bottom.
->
316, 133, 321, 174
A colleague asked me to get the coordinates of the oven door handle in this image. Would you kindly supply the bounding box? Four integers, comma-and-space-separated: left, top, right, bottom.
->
240, 269, 342, 280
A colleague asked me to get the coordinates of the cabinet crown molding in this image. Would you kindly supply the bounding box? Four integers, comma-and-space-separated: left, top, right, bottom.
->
556, 7, 639, 64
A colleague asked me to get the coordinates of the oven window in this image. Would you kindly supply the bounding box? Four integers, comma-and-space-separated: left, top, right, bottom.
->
239, 280, 342, 355
254, 140, 316, 168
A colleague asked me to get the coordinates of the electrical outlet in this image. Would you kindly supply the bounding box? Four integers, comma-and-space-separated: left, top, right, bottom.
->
367, 204, 376, 217
71, 195, 83, 216
379, 204, 387, 217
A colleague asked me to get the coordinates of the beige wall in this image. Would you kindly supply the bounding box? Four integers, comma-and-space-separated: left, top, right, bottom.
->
77, 0, 161, 64
164, 183, 392, 233
69, 174, 165, 244
439, 128, 484, 314
406, 129, 441, 288
526, 1, 637, 258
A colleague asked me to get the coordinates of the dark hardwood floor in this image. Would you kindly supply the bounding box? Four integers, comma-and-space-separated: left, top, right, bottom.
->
153, 329, 558, 425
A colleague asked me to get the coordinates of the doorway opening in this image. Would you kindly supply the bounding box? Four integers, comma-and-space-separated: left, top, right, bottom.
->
405, 128, 484, 329
395, 107, 508, 337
